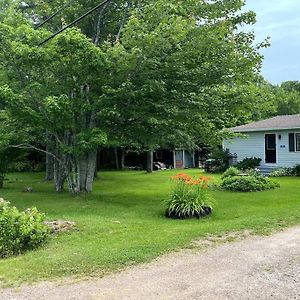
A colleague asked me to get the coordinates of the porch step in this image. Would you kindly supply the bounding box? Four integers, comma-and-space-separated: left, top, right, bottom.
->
257, 166, 278, 176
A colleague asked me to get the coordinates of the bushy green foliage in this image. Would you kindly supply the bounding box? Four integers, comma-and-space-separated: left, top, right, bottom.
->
236, 157, 261, 170
221, 167, 240, 179
0, 199, 49, 258
270, 165, 300, 177
165, 173, 213, 219
7, 161, 33, 172
220, 175, 279, 192
245, 168, 262, 177
7, 161, 45, 173
294, 165, 300, 177
270, 168, 293, 177
204, 148, 231, 173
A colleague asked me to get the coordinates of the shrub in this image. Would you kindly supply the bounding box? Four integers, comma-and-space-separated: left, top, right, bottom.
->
236, 157, 261, 170
165, 173, 213, 219
204, 148, 231, 173
220, 175, 279, 192
270, 168, 292, 177
294, 165, 300, 177
7, 161, 33, 172
0, 199, 49, 258
244, 168, 262, 177
33, 163, 46, 172
270, 165, 300, 177
221, 167, 240, 179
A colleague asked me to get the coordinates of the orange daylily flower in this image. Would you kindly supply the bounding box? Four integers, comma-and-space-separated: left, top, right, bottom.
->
171, 173, 212, 188
171, 173, 192, 182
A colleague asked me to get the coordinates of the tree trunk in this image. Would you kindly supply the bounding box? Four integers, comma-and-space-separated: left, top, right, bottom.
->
54, 159, 65, 192
147, 151, 153, 173
121, 149, 125, 170
114, 147, 119, 169
45, 151, 54, 181
78, 150, 97, 193
94, 163, 98, 179
93, 3, 108, 45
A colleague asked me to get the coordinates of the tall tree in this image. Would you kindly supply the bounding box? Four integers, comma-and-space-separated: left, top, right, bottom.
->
0, 0, 271, 188
0, 20, 108, 192
276, 81, 300, 115
100, 0, 268, 160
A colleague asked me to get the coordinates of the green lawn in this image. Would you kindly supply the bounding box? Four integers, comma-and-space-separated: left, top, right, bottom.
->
0, 170, 300, 286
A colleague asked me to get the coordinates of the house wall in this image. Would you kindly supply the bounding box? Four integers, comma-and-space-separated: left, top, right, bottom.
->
184, 151, 195, 168
174, 150, 195, 169
224, 129, 300, 167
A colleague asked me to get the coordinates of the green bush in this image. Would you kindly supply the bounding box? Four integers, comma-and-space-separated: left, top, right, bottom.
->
294, 165, 300, 176
7, 161, 33, 172
220, 175, 279, 192
204, 148, 231, 173
236, 157, 261, 170
0, 199, 49, 258
165, 173, 213, 219
270, 165, 300, 177
270, 168, 292, 177
221, 167, 240, 179
33, 163, 46, 172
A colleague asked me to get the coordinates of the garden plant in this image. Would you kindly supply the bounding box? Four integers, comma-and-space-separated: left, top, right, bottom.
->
165, 173, 213, 219
0, 199, 49, 258
220, 167, 280, 192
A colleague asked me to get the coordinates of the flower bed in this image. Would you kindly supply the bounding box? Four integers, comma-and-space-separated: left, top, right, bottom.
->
165, 173, 213, 219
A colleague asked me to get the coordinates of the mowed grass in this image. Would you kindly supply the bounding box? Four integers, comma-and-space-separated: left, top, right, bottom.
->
0, 170, 300, 286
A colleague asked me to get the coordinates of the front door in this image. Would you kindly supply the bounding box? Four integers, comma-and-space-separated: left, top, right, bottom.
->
265, 134, 276, 164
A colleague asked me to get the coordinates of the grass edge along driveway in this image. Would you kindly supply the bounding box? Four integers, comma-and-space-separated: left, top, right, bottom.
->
0, 170, 299, 286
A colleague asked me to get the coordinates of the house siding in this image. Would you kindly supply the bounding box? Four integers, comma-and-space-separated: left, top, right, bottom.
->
224, 129, 300, 168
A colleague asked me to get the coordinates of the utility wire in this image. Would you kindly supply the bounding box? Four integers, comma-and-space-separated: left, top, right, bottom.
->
39, 0, 112, 46
34, 0, 74, 30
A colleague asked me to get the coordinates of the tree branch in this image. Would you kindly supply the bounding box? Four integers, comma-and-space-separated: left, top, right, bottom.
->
10, 144, 61, 163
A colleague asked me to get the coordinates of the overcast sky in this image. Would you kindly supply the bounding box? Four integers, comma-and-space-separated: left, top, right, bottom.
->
244, 0, 300, 84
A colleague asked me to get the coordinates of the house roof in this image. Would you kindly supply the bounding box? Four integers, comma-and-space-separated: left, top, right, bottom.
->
229, 114, 300, 132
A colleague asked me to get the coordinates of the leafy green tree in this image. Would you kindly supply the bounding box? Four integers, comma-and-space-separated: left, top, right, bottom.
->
100, 0, 268, 170
0, 0, 273, 187
281, 81, 300, 93
274, 81, 300, 115
0, 18, 108, 192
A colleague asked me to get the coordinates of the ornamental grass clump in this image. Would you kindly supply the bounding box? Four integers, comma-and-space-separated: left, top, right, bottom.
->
165, 173, 213, 219
0, 199, 50, 258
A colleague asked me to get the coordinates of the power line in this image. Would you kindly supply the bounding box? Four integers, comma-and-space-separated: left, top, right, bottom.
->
34, 0, 74, 30
39, 0, 112, 46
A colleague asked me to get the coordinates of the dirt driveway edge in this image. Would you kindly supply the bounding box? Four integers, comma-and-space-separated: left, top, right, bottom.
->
2, 226, 300, 300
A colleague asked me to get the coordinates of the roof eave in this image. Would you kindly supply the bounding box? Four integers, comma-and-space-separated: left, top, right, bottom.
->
230, 126, 300, 133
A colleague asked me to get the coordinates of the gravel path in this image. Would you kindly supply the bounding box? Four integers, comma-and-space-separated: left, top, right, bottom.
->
2, 227, 300, 300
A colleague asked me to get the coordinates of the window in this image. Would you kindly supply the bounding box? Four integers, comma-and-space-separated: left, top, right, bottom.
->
296, 133, 300, 152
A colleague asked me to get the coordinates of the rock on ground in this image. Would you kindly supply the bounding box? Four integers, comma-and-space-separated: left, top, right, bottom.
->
44, 220, 76, 234
2, 227, 300, 300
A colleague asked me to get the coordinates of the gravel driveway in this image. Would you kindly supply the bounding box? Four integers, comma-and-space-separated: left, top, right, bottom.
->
2, 227, 300, 300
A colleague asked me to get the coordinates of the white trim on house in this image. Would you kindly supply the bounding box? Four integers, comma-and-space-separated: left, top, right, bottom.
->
231, 127, 300, 133
173, 151, 176, 168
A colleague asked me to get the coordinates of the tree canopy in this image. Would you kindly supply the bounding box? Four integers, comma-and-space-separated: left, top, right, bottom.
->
0, 0, 280, 192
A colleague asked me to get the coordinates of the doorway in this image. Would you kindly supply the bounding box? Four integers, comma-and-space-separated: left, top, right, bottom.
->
265, 134, 277, 164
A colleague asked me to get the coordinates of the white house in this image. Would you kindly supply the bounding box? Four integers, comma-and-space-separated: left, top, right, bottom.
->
224, 114, 300, 168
